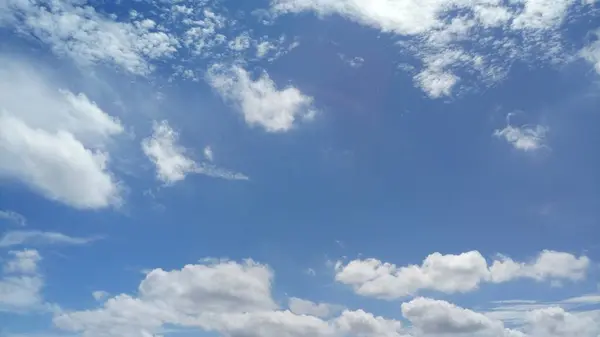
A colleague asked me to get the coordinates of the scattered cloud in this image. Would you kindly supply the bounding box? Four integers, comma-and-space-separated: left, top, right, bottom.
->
0, 210, 26, 226
271, 0, 594, 96
142, 121, 197, 185
0, 231, 99, 248
0, 0, 178, 75
334, 250, 589, 299
338, 54, 365, 68
0, 58, 123, 209
206, 64, 315, 132
494, 114, 549, 151
142, 120, 248, 185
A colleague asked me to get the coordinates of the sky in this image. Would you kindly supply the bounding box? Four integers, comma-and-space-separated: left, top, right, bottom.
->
0, 0, 600, 336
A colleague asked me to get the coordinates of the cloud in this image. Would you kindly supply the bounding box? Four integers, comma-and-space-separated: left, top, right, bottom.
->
206, 64, 315, 132
142, 120, 248, 184
53, 258, 401, 337
204, 146, 214, 162
494, 113, 549, 152
581, 30, 600, 74
0, 210, 26, 226
334, 309, 405, 337
0, 0, 178, 75
0, 58, 123, 209
0, 250, 45, 313
142, 121, 197, 184
525, 307, 600, 337
3, 250, 41, 275
271, 0, 594, 97
334, 250, 590, 299
402, 297, 508, 336
0, 231, 99, 248
92, 291, 109, 302
47, 255, 600, 337
338, 54, 365, 68
288, 298, 343, 318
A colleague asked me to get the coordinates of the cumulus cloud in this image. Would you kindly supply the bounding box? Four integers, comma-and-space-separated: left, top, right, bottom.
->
52, 258, 403, 337
0, 58, 123, 209
334, 309, 405, 337
142, 120, 248, 184
206, 64, 315, 132
47, 255, 600, 337
334, 250, 589, 299
0, 250, 44, 313
0, 0, 178, 75
525, 307, 600, 337
0, 231, 99, 248
271, 0, 594, 97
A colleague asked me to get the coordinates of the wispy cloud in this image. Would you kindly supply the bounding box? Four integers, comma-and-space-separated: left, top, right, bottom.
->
142, 120, 248, 185
0, 231, 100, 248
494, 113, 548, 152
0, 210, 26, 226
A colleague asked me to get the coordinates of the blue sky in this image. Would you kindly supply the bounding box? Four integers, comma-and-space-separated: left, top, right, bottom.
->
1, 0, 600, 336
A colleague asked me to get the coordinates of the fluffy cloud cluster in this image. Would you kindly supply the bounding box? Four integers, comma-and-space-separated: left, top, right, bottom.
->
142, 120, 248, 184
334, 250, 589, 299
49, 253, 600, 337
271, 0, 597, 97
0, 250, 44, 313
207, 64, 316, 132
53, 258, 403, 337
0, 58, 123, 209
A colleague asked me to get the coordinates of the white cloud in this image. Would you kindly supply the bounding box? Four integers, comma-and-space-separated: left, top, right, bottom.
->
0, 231, 99, 248
334, 250, 590, 299
92, 291, 109, 302
0, 250, 44, 313
288, 298, 343, 318
334, 309, 405, 337
271, 0, 593, 96
204, 146, 214, 162
339, 54, 365, 68
0, 0, 179, 75
403, 297, 503, 335
489, 250, 590, 283
580, 29, 600, 74
53, 258, 403, 337
48, 255, 600, 337
494, 123, 549, 152
142, 121, 197, 184
142, 120, 248, 184
206, 64, 315, 132
0, 58, 123, 209
3, 250, 41, 275
524, 307, 600, 337
0, 210, 26, 226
